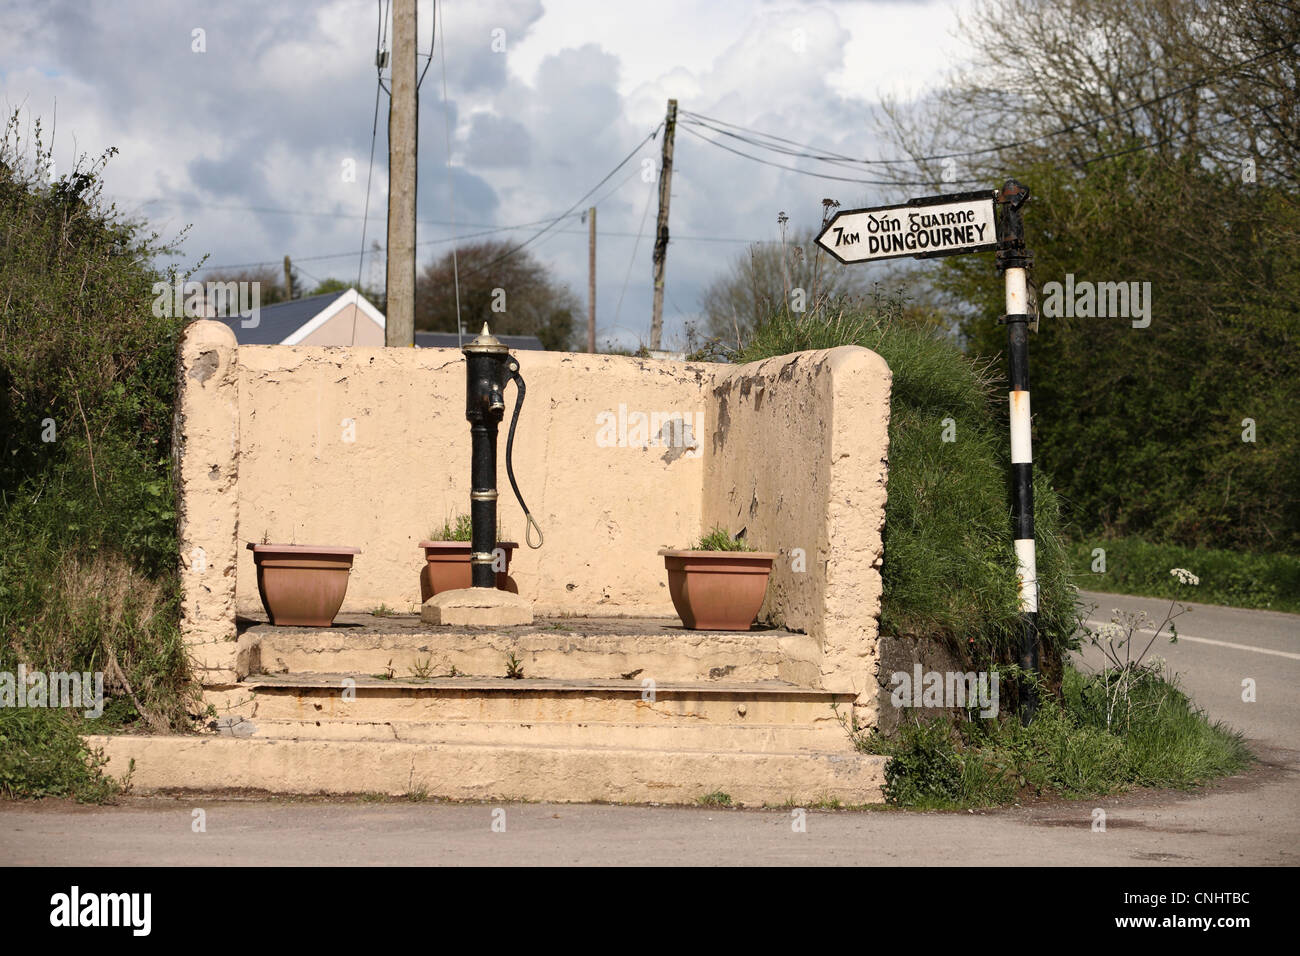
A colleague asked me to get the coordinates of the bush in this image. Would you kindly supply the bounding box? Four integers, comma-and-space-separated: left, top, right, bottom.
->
1071, 536, 1300, 613
1, 111, 196, 794
0, 708, 129, 803
736, 294, 1078, 668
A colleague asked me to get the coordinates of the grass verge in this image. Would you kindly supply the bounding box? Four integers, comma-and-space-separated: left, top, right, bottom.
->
858, 666, 1251, 809
1071, 536, 1300, 613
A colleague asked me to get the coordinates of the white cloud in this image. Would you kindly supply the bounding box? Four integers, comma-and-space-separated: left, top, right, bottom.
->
2, 0, 974, 347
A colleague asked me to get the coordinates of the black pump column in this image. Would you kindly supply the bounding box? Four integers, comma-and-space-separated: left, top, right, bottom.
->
463, 324, 511, 589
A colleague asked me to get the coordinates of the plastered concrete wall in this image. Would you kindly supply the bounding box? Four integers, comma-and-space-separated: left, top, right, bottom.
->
703, 347, 891, 723
233, 345, 709, 617
174, 321, 891, 714
175, 322, 242, 683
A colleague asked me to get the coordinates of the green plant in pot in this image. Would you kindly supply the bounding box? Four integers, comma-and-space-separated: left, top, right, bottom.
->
658, 527, 776, 630
419, 513, 517, 601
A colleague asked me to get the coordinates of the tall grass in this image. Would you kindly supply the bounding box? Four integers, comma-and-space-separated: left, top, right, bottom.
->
863, 666, 1251, 808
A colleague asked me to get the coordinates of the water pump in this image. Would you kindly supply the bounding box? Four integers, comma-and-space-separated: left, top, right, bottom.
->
462, 324, 543, 589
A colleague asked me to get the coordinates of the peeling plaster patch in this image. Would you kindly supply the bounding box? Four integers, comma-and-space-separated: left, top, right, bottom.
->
660, 420, 700, 464
712, 393, 731, 453
208, 464, 221, 480
188, 350, 219, 383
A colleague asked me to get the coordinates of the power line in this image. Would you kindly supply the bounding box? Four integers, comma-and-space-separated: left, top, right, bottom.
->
679, 123, 981, 186
201, 224, 763, 274
117, 194, 583, 229
612, 176, 656, 331
202, 214, 583, 271
417, 0, 434, 90
434, 0, 464, 341
680, 111, 878, 169
680, 39, 1295, 171
456, 124, 663, 281
122, 161, 653, 225
355, 0, 389, 294
588, 160, 647, 211
681, 81, 1291, 192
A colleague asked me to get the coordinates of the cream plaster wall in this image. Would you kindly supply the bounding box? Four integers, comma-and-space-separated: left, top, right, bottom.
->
174, 321, 891, 716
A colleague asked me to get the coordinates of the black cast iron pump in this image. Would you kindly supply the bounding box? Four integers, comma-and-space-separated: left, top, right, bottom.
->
463, 324, 543, 588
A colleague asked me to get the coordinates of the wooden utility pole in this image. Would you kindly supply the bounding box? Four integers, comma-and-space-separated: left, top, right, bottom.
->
586, 206, 597, 353
649, 98, 677, 350
385, 0, 417, 347
283, 255, 293, 300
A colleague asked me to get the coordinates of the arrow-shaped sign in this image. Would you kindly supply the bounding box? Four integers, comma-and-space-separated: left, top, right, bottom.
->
815, 190, 999, 264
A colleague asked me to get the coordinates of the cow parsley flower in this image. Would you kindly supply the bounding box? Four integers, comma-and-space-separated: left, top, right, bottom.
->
1170, 567, 1200, 586
1096, 622, 1124, 644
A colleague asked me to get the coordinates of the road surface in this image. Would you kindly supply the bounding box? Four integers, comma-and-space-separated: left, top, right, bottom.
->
2, 590, 1296, 865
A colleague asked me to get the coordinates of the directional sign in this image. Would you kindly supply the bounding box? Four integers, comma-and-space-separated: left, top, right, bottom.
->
815, 190, 999, 264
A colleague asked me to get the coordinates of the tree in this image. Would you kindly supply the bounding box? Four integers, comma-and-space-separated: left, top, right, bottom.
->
198, 264, 293, 306
697, 225, 876, 347
309, 276, 383, 302
415, 241, 580, 351
876, 0, 1300, 553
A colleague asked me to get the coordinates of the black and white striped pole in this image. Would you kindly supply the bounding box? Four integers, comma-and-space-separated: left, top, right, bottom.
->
995, 179, 1039, 721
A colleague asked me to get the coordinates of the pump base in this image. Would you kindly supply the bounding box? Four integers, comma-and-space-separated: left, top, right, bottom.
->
421, 587, 533, 627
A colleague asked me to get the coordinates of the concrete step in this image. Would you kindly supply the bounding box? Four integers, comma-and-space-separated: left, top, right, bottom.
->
211, 716, 857, 753
236, 674, 853, 730
88, 734, 886, 807
245, 614, 820, 686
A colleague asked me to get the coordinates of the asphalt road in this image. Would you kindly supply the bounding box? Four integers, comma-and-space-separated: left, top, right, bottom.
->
3, 590, 1297, 866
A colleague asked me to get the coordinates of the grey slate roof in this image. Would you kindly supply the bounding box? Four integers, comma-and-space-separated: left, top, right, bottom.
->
209, 292, 545, 351
214, 291, 348, 345
415, 332, 546, 351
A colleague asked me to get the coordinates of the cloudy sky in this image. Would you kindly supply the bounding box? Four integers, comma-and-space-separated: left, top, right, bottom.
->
1, 0, 975, 349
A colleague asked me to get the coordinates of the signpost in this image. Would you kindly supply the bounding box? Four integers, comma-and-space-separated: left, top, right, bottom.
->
817, 181, 1040, 720
814, 190, 999, 264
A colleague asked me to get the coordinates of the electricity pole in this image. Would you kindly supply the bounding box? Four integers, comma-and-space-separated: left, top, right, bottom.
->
283, 255, 293, 300
587, 206, 597, 353
385, 0, 417, 347
649, 98, 677, 350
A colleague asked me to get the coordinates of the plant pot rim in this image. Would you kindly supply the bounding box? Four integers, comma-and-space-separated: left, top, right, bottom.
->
419, 540, 519, 549
248, 543, 361, 555
658, 548, 777, 559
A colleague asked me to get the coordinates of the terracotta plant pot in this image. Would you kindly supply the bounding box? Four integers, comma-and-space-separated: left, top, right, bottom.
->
419, 541, 517, 602
247, 543, 361, 627
658, 549, 777, 631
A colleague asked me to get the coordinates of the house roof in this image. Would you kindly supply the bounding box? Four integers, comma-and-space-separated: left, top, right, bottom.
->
415, 331, 546, 351
215, 291, 346, 345
215, 289, 385, 345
